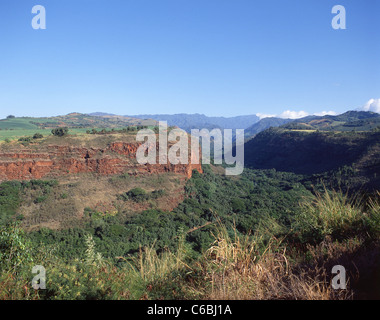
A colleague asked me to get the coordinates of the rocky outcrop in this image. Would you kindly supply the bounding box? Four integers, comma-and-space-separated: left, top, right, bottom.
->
0, 142, 202, 181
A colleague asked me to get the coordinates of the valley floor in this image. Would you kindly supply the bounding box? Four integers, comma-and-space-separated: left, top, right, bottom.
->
0, 166, 379, 300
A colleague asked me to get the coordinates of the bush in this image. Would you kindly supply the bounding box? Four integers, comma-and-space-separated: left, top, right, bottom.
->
51, 127, 69, 137
0, 181, 22, 222
118, 188, 166, 203
0, 223, 33, 272
366, 192, 380, 237
18, 137, 32, 143
33, 133, 43, 139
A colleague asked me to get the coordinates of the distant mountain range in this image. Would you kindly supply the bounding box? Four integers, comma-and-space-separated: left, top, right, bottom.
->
2, 110, 378, 139
91, 111, 380, 136
237, 111, 380, 141
286, 111, 380, 131
90, 113, 260, 132
242, 118, 293, 140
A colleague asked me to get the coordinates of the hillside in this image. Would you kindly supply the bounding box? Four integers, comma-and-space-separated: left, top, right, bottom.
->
241, 111, 380, 141
285, 111, 380, 131
0, 113, 156, 131
244, 127, 380, 190
0, 132, 202, 229
0, 114, 159, 142
243, 117, 293, 140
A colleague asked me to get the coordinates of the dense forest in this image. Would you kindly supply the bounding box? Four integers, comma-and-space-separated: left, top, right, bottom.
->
1, 163, 379, 299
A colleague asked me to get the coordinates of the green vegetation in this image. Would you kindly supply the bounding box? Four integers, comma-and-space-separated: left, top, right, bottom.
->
0, 110, 379, 300
86, 126, 152, 135
0, 167, 311, 258
0, 117, 48, 130
0, 128, 80, 142
0, 182, 22, 223
0, 223, 33, 273
0, 163, 378, 299
0, 180, 58, 223
0, 187, 378, 299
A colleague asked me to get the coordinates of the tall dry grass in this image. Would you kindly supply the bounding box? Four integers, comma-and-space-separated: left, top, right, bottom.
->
296, 188, 364, 239
201, 217, 354, 300
127, 242, 190, 284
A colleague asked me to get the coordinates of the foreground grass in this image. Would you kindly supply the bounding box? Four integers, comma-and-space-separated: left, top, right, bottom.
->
1, 190, 379, 300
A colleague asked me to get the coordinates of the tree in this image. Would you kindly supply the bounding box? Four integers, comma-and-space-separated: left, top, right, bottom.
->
6, 115, 15, 119
51, 127, 69, 137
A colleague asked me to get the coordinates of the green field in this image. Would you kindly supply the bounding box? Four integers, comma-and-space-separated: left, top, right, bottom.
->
0, 128, 89, 142
0, 117, 56, 130
0, 114, 159, 142
0, 126, 159, 142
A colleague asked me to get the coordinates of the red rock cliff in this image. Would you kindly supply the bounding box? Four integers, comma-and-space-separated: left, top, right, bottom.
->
0, 142, 202, 181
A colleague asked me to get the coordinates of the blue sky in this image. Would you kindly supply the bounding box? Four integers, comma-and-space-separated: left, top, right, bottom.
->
0, 0, 379, 119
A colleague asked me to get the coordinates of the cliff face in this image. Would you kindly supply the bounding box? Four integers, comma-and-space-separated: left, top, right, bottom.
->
0, 142, 202, 181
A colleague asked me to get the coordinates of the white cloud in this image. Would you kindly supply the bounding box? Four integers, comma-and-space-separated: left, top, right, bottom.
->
313, 111, 337, 117
256, 110, 309, 120
279, 110, 309, 119
257, 109, 339, 120
357, 98, 380, 113
255, 98, 380, 121
256, 113, 277, 119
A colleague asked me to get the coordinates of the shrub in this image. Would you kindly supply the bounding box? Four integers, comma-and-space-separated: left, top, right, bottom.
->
119, 188, 147, 202
33, 133, 43, 139
0, 223, 33, 272
51, 127, 69, 137
118, 188, 165, 203
18, 137, 32, 143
